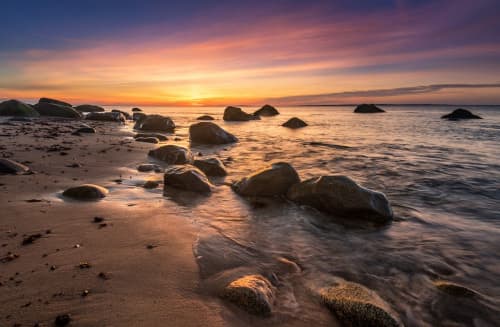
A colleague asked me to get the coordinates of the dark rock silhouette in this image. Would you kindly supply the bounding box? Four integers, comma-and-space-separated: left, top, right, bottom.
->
354, 104, 385, 113
34, 102, 82, 119
86, 112, 125, 123
148, 145, 193, 164
189, 122, 238, 144
62, 184, 108, 200
441, 108, 482, 120
111, 109, 132, 120
38, 97, 72, 107
197, 115, 215, 120
0, 99, 40, 117
134, 114, 175, 132
254, 104, 280, 117
74, 104, 105, 112
193, 158, 227, 176
223, 106, 259, 121
131, 107, 142, 112
282, 117, 307, 128
164, 165, 213, 193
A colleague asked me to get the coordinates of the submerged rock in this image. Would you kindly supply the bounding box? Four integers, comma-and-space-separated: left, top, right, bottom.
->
254, 104, 280, 117
74, 104, 105, 113
135, 137, 159, 144
354, 104, 385, 113
34, 102, 82, 119
197, 115, 215, 120
282, 117, 307, 128
111, 109, 132, 120
222, 274, 275, 316
320, 282, 401, 327
0, 99, 40, 117
441, 108, 482, 120
433, 281, 478, 298
232, 162, 300, 197
223, 106, 259, 121
189, 122, 238, 145
134, 114, 175, 132
86, 111, 125, 123
0, 158, 31, 174
137, 163, 162, 172
287, 175, 393, 223
38, 97, 72, 107
62, 184, 108, 200
148, 145, 193, 164
193, 158, 227, 176
134, 133, 168, 141
164, 165, 213, 193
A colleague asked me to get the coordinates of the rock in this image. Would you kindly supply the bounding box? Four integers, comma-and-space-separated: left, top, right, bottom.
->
133, 112, 146, 122
74, 104, 105, 112
223, 106, 259, 121
282, 117, 307, 128
135, 137, 159, 144
111, 109, 132, 120
222, 275, 275, 316
137, 164, 162, 172
85, 112, 125, 123
193, 158, 227, 176
54, 314, 71, 326
232, 162, 300, 197
62, 184, 108, 200
0, 158, 31, 174
164, 165, 213, 193
441, 108, 482, 120
320, 282, 401, 327
132, 107, 142, 112
354, 104, 385, 113
287, 176, 393, 223
433, 281, 477, 297
134, 114, 175, 132
134, 133, 168, 141
143, 180, 160, 189
254, 104, 280, 117
75, 127, 96, 134
39, 97, 72, 107
189, 122, 238, 145
148, 145, 193, 164
197, 115, 215, 120
0, 99, 40, 117
34, 102, 82, 119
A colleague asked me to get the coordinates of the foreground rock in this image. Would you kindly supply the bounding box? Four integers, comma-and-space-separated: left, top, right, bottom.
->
222, 275, 275, 316
189, 122, 238, 144
282, 117, 307, 128
0, 159, 31, 174
194, 158, 227, 176
62, 184, 108, 200
254, 104, 280, 117
441, 108, 482, 120
433, 281, 478, 298
74, 104, 105, 112
223, 106, 259, 121
354, 104, 385, 113
34, 102, 82, 119
134, 133, 168, 141
0, 99, 40, 117
233, 162, 300, 197
137, 164, 162, 173
164, 165, 212, 193
134, 114, 175, 132
86, 111, 125, 123
197, 115, 214, 120
148, 145, 193, 164
287, 176, 393, 223
135, 137, 159, 144
38, 97, 72, 107
320, 282, 400, 327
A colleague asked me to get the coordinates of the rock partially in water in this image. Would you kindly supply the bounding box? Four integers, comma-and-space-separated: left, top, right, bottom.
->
194, 158, 227, 176
134, 133, 168, 141
134, 114, 175, 132
354, 104, 385, 113
282, 117, 307, 129
197, 115, 215, 120
433, 281, 478, 298
287, 175, 393, 223
320, 282, 401, 327
75, 127, 96, 134
111, 109, 132, 120
0, 158, 31, 174
441, 108, 482, 120
62, 184, 108, 200
143, 180, 160, 189
164, 165, 213, 193
254, 104, 280, 117
135, 137, 159, 144
223, 106, 259, 121
222, 274, 275, 316
34, 102, 82, 119
0, 99, 40, 117
39, 97, 72, 107
74, 104, 105, 113
189, 122, 238, 145
86, 111, 125, 123
137, 163, 162, 172
232, 162, 300, 197
148, 145, 194, 164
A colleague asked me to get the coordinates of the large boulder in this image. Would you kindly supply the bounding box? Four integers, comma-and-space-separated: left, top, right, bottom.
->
320, 282, 401, 327
134, 133, 168, 141
62, 184, 108, 200
189, 122, 238, 145
38, 97, 72, 107
222, 275, 275, 316
74, 104, 105, 113
34, 102, 82, 119
148, 145, 193, 164
164, 165, 213, 193
254, 104, 279, 117
441, 108, 482, 120
354, 104, 385, 113
0, 100, 40, 117
0, 159, 31, 174
197, 115, 214, 121
193, 158, 227, 176
287, 176, 393, 223
232, 162, 300, 197
86, 112, 125, 123
223, 106, 259, 121
282, 117, 307, 128
134, 114, 175, 132
111, 109, 132, 120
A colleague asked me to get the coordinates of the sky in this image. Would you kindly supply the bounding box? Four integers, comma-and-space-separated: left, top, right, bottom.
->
1, 0, 500, 106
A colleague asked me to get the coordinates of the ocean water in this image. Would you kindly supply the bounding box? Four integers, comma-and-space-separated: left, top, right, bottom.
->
114, 105, 500, 326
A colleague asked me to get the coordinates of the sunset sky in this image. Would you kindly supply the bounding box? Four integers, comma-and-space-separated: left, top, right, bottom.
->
1, 0, 500, 106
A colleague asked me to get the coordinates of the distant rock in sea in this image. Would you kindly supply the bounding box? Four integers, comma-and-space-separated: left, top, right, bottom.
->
131, 107, 142, 112
0, 99, 40, 117
148, 145, 193, 164
354, 104, 385, 113
441, 108, 482, 120
134, 114, 175, 132
74, 104, 105, 113
254, 104, 280, 117
189, 122, 238, 144
282, 117, 307, 128
38, 97, 72, 107
223, 106, 259, 121
197, 115, 215, 121
34, 102, 82, 119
